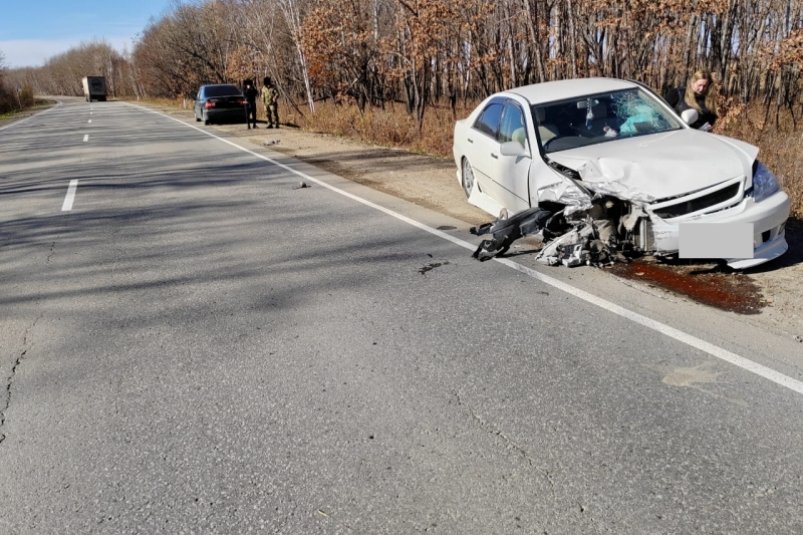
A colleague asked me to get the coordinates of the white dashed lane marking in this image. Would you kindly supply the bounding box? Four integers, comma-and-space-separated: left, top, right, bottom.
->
61, 180, 79, 211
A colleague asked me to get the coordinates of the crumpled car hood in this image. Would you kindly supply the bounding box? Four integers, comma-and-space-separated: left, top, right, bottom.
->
548, 129, 758, 203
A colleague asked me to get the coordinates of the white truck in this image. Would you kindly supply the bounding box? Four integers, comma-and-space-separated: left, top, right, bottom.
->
81, 76, 107, 102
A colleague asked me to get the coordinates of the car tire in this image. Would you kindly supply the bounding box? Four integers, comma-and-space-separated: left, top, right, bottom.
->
461, 157, 476, 198
203, 112, 210, 126
195, 113, 201, 122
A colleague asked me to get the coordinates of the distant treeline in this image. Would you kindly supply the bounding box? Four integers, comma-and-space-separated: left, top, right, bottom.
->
4, 0, 802, 124
2, 42, 136, 106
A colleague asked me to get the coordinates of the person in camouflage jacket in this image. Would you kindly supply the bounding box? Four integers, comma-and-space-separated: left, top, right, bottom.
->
262, 77, 279, 128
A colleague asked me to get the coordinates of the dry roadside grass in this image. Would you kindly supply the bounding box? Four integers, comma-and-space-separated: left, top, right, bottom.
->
282, 99, 462, 158
0, 98, 56, 122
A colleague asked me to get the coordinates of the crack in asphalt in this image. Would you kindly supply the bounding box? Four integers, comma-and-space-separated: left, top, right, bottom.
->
453, 393, 604, 532
46, 241, 56, 264
456, 396, 603, 531
0, 315, 41, 445
452, 391, 558, 492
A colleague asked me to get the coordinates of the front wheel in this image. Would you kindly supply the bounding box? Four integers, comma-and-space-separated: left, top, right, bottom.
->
461, 157, 476, 198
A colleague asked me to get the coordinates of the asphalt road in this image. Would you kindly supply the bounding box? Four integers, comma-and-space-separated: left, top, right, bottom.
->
1, 99, 802, 534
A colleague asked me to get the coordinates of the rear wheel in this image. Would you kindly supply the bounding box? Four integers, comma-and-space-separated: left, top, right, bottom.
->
461, 157, 476, 198
203, 112, 210, 125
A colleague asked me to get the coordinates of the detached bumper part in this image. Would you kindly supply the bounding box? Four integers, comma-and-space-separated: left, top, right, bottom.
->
471, 207, 553, 261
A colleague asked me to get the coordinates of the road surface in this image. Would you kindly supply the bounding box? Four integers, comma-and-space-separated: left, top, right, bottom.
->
1, 99, 802, 534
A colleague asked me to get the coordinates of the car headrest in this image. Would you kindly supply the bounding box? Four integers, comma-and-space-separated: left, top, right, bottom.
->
534, 107, 546, 123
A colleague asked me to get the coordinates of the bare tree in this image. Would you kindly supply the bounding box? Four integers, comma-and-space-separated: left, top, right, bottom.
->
277, 0, 316, 111
79, 0, 801, 122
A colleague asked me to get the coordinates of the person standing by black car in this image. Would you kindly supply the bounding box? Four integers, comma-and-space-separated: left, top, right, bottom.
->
665, 69, 718, 131
262, 77, 279, 129
244, 79, 259, 129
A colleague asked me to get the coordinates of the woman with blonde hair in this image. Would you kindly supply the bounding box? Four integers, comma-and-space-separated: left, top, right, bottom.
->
665, 69, 718, 131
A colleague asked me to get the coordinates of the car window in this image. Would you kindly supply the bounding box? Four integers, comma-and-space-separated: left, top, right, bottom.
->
499, 103, 527, 146
203, 85, 242, 97
473, 102, 504, 138
532, 88, 683, 153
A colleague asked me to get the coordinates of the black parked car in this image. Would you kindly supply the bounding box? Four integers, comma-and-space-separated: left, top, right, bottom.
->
194, 84, 247, 125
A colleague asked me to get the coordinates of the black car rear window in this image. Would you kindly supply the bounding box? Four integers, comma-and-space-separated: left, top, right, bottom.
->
203, 85, 241, 97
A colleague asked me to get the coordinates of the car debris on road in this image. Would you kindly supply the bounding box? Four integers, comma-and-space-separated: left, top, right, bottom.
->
470, 201, 631, 267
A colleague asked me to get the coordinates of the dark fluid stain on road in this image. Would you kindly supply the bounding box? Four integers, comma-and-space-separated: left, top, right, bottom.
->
609, 260, 767, 314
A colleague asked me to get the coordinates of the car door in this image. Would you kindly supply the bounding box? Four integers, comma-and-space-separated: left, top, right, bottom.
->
487, 100, 533, 212
466, 100, 504, 198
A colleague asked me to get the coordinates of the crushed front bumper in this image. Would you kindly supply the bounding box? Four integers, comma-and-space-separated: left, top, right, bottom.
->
648, 190, 790, 269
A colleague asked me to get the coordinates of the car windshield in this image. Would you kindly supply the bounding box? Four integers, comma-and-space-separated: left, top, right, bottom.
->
204, 85, 242, 97
532, 88, 683, 153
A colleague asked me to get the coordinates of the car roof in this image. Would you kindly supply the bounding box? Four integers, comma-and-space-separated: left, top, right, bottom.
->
505, 77, 639, 105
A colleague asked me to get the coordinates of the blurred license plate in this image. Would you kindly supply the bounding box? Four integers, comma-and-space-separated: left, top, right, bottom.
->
678, 222, 753, 259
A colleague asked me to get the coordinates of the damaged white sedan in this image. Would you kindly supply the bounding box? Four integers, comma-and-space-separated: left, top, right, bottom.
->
454, 78, 790, 269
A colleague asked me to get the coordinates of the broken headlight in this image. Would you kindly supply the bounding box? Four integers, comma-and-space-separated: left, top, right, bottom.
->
749, 161, 780, 202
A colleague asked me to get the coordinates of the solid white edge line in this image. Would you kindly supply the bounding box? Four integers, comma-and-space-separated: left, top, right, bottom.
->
126, 102, 803, 396
62, 179, 78, 211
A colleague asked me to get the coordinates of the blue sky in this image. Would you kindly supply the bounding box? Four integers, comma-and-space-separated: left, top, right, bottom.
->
0, 0, 173, 68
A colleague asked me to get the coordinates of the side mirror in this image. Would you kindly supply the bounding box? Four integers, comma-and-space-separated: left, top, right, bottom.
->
500, 140, 529, 158
681, 108, 699, 125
